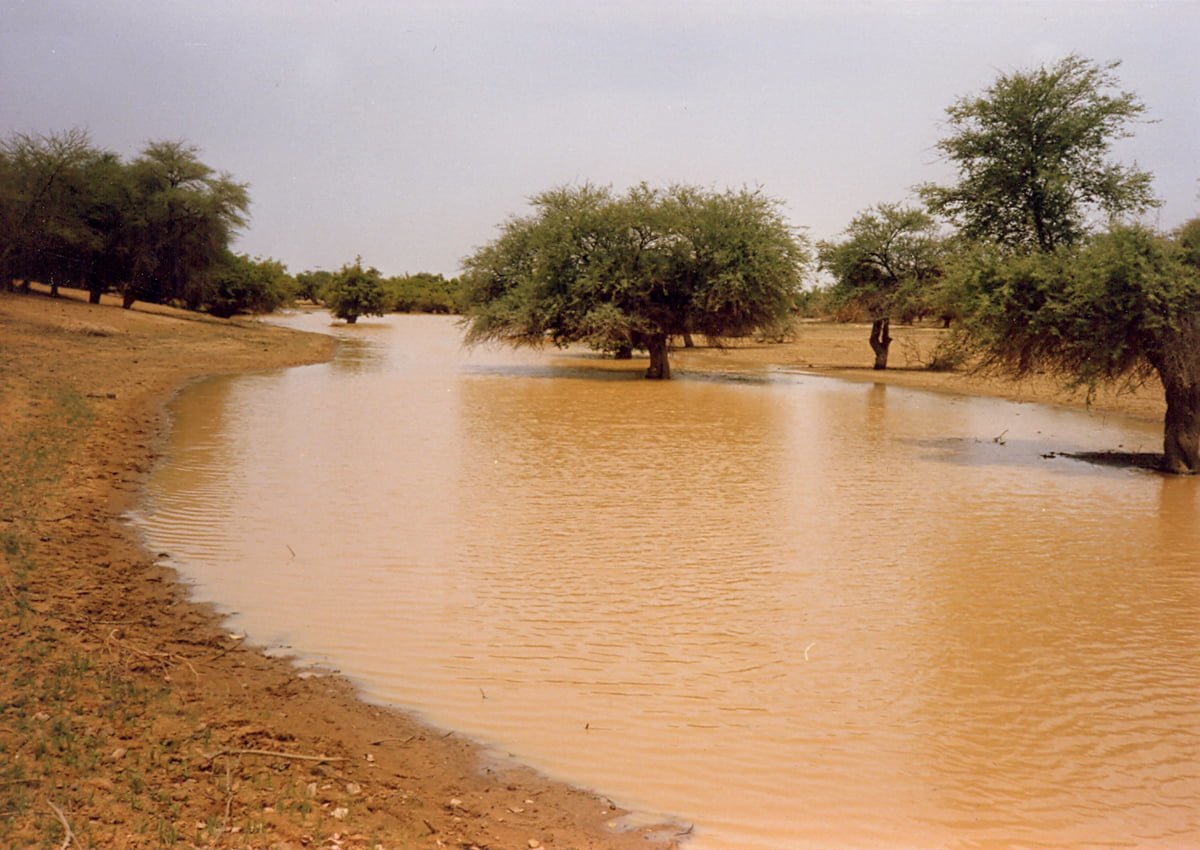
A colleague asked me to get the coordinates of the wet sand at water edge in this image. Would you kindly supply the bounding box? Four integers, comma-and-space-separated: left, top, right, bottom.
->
0, 286, 1167, 849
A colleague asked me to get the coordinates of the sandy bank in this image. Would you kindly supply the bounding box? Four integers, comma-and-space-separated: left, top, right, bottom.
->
1, 288, 682, 850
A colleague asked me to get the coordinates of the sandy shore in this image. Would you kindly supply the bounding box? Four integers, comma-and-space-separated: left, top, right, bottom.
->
1, 289, 1167, 849
1, 288, 684, 850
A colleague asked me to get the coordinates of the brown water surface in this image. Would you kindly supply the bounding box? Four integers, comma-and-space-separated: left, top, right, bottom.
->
137, 314, 1200, 849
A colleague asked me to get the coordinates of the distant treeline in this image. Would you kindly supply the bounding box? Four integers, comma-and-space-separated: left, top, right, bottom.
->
297, 268, 463, 316
0, 129, 460, 316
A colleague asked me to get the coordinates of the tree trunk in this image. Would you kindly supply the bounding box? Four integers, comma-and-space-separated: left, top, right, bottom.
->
682, 331, 695, 348
868, 318, 892, 370
1148, 321, 1200, 473
613, 344, 632, 360
122, 287, 137, 309
89, 288, 102, 304
346, 315, 358, 324
1162, 383, 1200, 473
645, 333, 670, 380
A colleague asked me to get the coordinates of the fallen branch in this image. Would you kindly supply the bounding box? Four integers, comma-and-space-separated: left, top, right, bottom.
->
370, 736, 416, 746
202, 748, 344, 764
105, 628, 199, 682
222, 759, 234, 836
47, 800, 76, 850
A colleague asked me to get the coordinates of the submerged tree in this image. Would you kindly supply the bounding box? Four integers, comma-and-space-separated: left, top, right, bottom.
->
817, 203, 943, 369
461, 183, 808, 379
956, 223, 1200, 473
325, 258, 387, 323
919, 54, 1158, 253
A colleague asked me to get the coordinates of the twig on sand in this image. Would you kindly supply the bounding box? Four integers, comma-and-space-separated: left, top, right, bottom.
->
222, 759, 234, 836
2, 574, 20, 602
370, 735, 416, 746
105, 628, 199, 682
47, 800, 77, 850
202, 748, 344, 764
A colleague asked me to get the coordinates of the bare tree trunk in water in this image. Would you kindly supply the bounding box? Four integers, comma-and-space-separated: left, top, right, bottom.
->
1162, 381, 1200, 473
1156, 325, 1200, 473
869, 318, 891, 370
645, 333, 670, 380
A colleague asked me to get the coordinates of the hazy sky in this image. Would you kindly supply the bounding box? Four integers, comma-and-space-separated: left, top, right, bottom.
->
3, 1, 1197, 278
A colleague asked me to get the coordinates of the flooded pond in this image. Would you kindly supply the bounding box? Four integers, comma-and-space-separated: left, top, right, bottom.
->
136, 313, 1199, 848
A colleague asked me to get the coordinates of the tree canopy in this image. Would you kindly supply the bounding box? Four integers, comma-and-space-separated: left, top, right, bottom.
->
952, 222, 1200, 472
919, 54, 1159, 253
325, 258, 387, 324
1, 130, 257, 313
461, 183, 808, 379
817, 203, 943, 369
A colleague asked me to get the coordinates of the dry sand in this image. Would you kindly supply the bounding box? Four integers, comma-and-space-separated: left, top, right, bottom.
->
0, 288, 1165, 849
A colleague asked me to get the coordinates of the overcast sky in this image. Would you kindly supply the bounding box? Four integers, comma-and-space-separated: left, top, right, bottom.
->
3, 1, 1197, 278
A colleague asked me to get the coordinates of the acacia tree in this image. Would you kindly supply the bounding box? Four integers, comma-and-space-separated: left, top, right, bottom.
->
817, 203, 942, 369
0, 129, 101, 293
461, 183, 807, 379
923, 55, 1200, 472
325, 258, 387, 323
919, 54, 1158, 252
957, 224, 1200, 473
122, 140, 249, 309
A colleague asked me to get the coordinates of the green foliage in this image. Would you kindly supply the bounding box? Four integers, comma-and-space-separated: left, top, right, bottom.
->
952, 222, 1200, 470
123, 140, 250, 310
383, 272, 462, 313
955, 225, 1196, 384
325, 258, 387, 323
0, 129, 106, 293
206, 253, 296, 317
461, 182, 808, 378
920, 54, 1159, 253
295, 269, 332, 303
817, 203, 944, 368
817, 203, 943, 320
0, 129, 251, 311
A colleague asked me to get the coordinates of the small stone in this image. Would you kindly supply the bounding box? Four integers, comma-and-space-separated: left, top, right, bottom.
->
345, 782, 362, 796
306, 782, 318, 798
527, 840, 541, 848
449, 797, 463, 808
331, 807, 349, 820
110, 747, 127, 761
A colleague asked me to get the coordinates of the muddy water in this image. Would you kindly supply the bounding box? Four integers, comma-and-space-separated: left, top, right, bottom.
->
137, 313, 1199, 849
